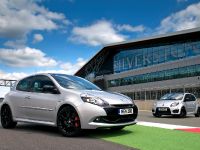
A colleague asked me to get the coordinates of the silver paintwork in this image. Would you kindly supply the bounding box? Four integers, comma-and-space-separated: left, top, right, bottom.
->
152, 93, 199, 116
0, 73, 137, 129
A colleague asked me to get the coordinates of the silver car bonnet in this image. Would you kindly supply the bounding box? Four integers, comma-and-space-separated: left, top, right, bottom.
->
156, 100, 182, 107
81, 90, 133, 105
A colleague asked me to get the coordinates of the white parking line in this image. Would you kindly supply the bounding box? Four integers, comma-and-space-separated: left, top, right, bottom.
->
137, 121, 197, 129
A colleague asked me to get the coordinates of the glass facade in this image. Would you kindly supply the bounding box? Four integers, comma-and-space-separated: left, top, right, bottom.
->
114, 40, 200, 73
121, 87, 200, 100
108, 64, 200, 87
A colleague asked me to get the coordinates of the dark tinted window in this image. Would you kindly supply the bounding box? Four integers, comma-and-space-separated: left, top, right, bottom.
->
31, 75, 56, 93
160, 93, 184, 100
190, 94, 196, 101
184, 94, 196, 102
51, 74, 101, 90
184, 94, 190, 101
16, 77, 33, 92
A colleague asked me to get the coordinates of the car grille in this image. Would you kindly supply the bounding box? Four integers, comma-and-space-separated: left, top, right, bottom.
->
111, 104, 133, 108
94, 105, 138, 124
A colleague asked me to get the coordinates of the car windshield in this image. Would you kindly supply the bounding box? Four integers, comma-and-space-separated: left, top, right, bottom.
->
51, 74, 101, 91
160, 93, 184, 100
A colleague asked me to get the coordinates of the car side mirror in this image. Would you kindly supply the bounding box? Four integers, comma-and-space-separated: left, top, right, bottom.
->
43, 85, 60, 94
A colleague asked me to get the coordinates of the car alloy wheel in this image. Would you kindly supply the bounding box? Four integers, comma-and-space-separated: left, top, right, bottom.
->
57, 106, 81, 137
1, 105, 17, 128
180, 108, 186, 118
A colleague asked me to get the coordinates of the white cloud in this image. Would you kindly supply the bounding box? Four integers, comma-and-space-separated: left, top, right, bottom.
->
156, 2, 200, 34
116, 24, 145, 32
0, 0, 69, 38
33, 34, 44, 43
60, 57, 87, 74
70, 20, 126, 46
37, 57, 87, 75
0, 70, 28, 80
0, 47, 57, 67
0, 57, 87, 80
4, 38, 26, 48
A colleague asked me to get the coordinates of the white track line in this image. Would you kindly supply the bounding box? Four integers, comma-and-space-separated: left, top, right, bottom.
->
137, 121, 197, 130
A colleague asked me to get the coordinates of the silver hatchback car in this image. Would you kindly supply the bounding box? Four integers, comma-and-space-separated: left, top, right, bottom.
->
152, 93, 200, 118
0, 73, 138, 136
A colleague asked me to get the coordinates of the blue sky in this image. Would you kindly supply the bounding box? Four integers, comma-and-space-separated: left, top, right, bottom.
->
0, 0, 200, 79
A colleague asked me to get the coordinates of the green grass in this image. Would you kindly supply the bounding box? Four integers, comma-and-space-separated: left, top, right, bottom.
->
90, 125, 200, 150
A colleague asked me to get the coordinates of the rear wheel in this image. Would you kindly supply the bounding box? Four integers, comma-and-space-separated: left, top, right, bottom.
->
180, 108, 186, 118
57, 106, 81, 137
195, 107, 200, 117
1, 105, 17, 128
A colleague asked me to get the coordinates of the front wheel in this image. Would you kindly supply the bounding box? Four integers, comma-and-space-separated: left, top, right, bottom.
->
195, 107, 200, 117
57, 106, 81, 137
153, 113, 161, 118
180, 108, 186, 118
1, 105, 17, 128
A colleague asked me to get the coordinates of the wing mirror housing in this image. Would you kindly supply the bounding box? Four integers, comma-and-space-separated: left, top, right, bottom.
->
43, 85, 60, 94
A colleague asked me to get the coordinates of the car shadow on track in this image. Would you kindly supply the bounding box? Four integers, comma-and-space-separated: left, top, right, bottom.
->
152, 115, 195, 119
85, 128, 133, 138
10, 123, 61, 136
1, 123, 133, 138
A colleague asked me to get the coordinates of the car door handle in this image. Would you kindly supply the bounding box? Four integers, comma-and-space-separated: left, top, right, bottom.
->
24, 96, 31, 99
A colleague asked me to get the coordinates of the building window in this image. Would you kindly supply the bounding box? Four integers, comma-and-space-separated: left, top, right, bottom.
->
122, 87, 200, 100
108, 64, 200, 88
114, 40, 200, 73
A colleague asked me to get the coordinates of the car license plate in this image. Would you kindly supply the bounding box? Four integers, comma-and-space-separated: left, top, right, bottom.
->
158, 108, 167, 111
119, 108, 133, 115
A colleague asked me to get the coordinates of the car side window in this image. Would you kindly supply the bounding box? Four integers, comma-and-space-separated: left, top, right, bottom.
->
184, 94, 195, 102
184, 94, 190, 102
16, 77, 33, 92
31, 75, 59, 94
190, 95, 196, 101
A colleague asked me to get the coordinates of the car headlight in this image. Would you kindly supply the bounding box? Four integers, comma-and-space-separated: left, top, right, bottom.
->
80, 93, 109, 107
170, 102, 179, 107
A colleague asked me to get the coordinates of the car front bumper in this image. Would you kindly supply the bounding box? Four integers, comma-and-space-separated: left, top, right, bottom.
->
77, 103, 138, 129
152, 106, 182, 115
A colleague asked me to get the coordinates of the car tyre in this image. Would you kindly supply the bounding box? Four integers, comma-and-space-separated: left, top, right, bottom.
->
1, 105, 17, 129
180, 108, 186, 118
153, 113, 161, 118
195, 107, 200, 117
57, 106, 81, 137
110, 126, 125, 131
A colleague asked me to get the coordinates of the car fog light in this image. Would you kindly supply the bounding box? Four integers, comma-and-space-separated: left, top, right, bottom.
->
94, 117, 101, 122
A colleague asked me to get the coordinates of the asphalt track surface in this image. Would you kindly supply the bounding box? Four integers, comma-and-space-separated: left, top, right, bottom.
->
138, 111, 200, 127
0, 123, 135, 150
0, 111, 199, 150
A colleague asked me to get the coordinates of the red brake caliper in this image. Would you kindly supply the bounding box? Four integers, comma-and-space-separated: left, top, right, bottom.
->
74, 116, 80, 127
